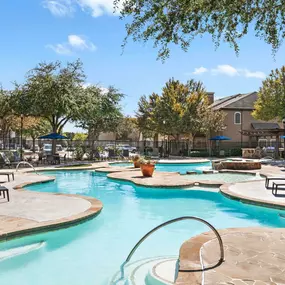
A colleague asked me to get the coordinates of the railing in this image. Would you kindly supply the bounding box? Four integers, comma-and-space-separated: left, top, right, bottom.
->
16, 161, 39, 174
118, 216, 225, 281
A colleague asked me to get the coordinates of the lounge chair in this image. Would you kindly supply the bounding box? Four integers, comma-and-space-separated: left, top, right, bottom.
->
0, 172, 15, 182
0, 186, 9, 202
0, 152, 19, 168
265, 177, 285, 189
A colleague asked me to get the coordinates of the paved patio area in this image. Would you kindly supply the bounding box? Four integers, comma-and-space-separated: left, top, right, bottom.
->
0, 171, 102, 240
177, 227, 285, 285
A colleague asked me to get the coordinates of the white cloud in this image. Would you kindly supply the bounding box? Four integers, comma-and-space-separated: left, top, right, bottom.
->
47, 34, 96, 55
82, 83, 109, 94
188, 64, 266, 79
43, 0, 75, 17
46, 43, 72, 55
78, 0, 117, 17
212, 64, 239, 77
243, 69, 266, 79
43, 0, 119, 17
192, 66, 208, 75
68, 35, 96, 51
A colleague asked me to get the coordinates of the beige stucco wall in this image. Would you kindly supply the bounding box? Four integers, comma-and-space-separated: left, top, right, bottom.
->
221, 110, 281, 142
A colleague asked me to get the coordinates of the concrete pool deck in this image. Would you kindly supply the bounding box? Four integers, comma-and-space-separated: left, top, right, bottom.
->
0, 170, 102, 241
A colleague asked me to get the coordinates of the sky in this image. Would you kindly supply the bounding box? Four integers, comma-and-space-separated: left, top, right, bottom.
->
1, 0, 285, 132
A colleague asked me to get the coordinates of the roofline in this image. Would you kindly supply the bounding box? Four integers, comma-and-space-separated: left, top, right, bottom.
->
211, 91, 257, 110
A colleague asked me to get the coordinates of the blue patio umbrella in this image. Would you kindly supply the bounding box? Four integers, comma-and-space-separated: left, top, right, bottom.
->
209, 136, 231, 156
209, 135, 231, 141
39, 133, 69, 140
280, 135, 285, 139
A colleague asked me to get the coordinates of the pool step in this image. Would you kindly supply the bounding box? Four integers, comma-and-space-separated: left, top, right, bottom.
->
110, 256, 177, 285
0, 241, 46, 262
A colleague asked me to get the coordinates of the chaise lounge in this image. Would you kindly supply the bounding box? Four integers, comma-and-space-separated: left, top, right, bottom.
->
0, 186, 9, 202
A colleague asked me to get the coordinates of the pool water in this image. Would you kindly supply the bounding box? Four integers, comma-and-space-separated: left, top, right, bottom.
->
186, 173, 262, 183
110, 161, 212, 174
1, 171, 285, 285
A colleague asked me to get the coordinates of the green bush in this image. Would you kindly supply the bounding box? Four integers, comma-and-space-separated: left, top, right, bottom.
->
74, 145, 85, 160
228, 148, 242, 156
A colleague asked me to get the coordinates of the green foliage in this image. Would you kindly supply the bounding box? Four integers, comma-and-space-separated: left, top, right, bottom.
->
136, 78, 225, 140
76, 85, 124, 139
116, 116, 139, 140
253, 66, 285, 121
136, 94, 157, 139
11, 60, 85, 133
0, 88, 14, 139
74, 144, 85, 161
73, 133, 88, 141
116, 0, 285, 60
22, 118, 51, 139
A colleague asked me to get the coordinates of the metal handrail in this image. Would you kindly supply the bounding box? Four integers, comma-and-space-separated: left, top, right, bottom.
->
119, 216, 224, 280
16, 161, 39, 174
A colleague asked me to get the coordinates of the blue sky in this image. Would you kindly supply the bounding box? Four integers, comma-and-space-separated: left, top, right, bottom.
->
1, 0, 285, 132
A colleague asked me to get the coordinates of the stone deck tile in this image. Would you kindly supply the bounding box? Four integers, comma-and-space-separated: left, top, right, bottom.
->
0, 172, 102, 241
176, 228, 285, 285
221, 179, 285, 209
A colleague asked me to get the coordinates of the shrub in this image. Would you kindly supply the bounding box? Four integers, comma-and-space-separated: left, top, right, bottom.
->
74, 145, 85, 160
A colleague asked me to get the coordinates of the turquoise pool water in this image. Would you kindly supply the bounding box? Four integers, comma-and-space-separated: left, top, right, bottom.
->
1, 170, 285, 285
110, 161, 212, 174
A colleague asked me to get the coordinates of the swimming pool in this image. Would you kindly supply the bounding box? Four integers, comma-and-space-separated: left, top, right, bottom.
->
1, 170, 285, 285
110, 161, 212, 174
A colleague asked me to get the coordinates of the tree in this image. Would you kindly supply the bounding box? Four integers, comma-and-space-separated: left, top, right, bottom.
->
73, 133, 88, 141
76, 85, 124, 143
0, 89, 14, 148
253, 66, 285, 122
12, 60, 85, 154
21, 118, 51, 152
116, 0, 285, 59
136, 94, 158, 139
140, 78, 207, 140
116, 116, 140, 140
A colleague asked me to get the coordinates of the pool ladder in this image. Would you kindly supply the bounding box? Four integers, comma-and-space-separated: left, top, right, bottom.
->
114, 216, 225, 283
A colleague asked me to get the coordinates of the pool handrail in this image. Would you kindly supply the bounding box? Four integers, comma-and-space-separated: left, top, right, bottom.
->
119, 216, 225, 280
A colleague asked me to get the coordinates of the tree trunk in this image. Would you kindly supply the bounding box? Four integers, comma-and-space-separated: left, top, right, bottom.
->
32, 137, 36, 153
52, 126, 57, 155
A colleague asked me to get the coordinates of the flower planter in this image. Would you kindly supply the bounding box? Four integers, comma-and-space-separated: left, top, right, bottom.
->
140, 164, 155, 177
134, 161, 141, 168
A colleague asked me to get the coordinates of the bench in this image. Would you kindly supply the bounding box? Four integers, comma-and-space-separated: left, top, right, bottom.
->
272, 182, 285, 196
0, 186, 9, 202
0, 172, 14, 182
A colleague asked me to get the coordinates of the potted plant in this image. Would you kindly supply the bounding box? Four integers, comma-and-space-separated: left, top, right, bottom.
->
139, 157, 156, 177
132, 154, 141, 168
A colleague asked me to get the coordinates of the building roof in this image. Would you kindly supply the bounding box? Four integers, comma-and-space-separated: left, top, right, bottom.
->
252, 123, 280, 130
211, 92, 257, 110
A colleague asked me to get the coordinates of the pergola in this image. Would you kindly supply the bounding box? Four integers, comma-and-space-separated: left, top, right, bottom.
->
240, 129, 285, 158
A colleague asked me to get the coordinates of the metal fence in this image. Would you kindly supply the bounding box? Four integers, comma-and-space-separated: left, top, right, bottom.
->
0, 136, 260, 157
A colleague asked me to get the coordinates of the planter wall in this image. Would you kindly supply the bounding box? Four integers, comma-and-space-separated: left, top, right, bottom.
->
222, 161, 261, 170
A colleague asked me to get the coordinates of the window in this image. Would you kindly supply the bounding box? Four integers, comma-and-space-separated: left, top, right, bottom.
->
234, 112, 241, 124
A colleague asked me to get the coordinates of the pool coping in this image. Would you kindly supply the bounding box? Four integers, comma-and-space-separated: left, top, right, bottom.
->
98, 165, 285, 210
